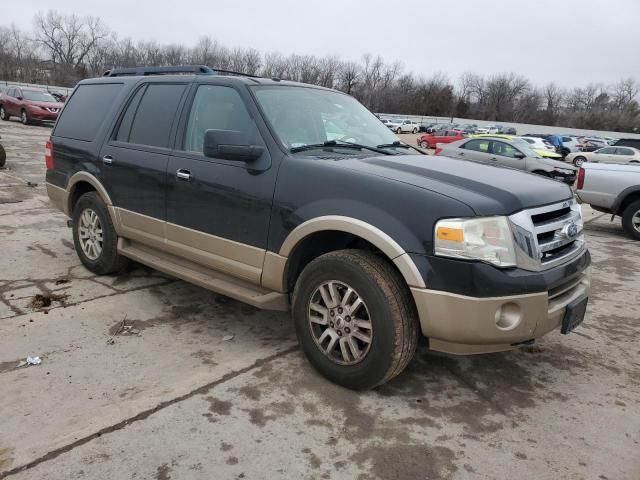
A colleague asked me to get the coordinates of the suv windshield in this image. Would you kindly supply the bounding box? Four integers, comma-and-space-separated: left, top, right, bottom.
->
23, 90, 57, 102
252, 86, 399, 151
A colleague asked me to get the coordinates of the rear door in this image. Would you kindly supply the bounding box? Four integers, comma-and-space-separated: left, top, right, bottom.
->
457, 138, 492, 162
164, 81, 276, 285
99, 81, 189, 247
5, 88, 18, 115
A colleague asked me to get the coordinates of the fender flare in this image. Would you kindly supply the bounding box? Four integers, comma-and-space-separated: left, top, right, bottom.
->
611, 185, 640, 216
66, 171, 113, 213
272, 215, 426, 290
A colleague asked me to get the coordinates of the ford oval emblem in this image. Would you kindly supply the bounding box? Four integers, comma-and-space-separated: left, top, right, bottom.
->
563, 223, 579, 238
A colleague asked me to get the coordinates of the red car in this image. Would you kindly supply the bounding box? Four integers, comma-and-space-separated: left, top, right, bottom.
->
0, 86, 64, 125
417, 129, 466, 149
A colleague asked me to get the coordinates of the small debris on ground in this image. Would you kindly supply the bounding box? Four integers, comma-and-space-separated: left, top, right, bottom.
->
26, 356, 42, 366
106, 316, 141, 344
29, 293, 69, 310
26, 181, 38, 187
222, 335, 235, 342
54, 278, 70, 285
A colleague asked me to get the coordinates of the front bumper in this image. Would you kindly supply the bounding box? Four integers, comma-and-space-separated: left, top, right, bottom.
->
410, 256, 591, 355
27, 108, 59, 121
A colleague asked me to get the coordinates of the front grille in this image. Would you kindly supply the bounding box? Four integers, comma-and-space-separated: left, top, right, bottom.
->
509, 198, 585, 271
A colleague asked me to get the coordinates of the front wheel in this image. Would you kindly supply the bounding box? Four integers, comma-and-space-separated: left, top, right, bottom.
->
412, 128, 418, 134
396, 127, 402, 134
573, 156, 586, 167
420, 140, 429, 149
72, 192, 129, 274
621, 200, 640, 241
0, 106, 8, 121
292, 250, 419, 390
21, 110, 29, 125
0, 143, 5, 168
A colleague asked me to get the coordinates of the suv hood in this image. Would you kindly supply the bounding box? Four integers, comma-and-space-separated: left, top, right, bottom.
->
337, 154, 573, 216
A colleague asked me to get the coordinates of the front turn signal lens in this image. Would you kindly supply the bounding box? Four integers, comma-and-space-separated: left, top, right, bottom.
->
436, 226, 464, 243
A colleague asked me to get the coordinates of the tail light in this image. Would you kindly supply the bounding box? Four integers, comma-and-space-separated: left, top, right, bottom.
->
45, 139, 54, 170
576, 167, 585, 190
434, 147, 443, 155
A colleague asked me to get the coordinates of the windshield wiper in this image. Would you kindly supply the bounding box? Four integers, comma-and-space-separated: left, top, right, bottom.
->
290, 140, 392, 155
377, 141, 426, 155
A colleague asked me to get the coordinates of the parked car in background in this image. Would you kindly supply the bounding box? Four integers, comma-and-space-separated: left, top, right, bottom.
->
388, 119, 419, 134
522, 136, 557, 152
495, 125, 517, 135
0, 86, 63, 124
380, 119, 395, 129
559, 136, 581, 156
423, 122, 452, 134
419, 122, 435, 132
576, 162, 640, 240
610, 138, 640, 150
417, 129, 466, 149
471, 134, 563, 159
474, 125, 498, 134
567, 146, 640, 166
437, 136, 577, 183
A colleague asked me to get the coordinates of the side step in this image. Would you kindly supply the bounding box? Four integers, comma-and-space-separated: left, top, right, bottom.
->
118, 239, 289, 311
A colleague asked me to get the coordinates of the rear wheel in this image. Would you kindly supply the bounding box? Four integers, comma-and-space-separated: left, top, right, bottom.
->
292, 249, 419, 390
621, 200, 640, 241
20, 110, 29, 126
573, 156, 586, 167
0, 106, 8, 121
0, 143, 5, 168
72, 192, 129, 274
396, 127, 402, 134
412, 128, 418, 134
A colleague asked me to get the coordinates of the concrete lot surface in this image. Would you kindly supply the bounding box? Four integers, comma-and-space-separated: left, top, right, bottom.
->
0, 120, 638, 480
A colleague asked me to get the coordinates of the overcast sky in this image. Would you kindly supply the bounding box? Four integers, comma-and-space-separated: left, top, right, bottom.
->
5, 0, 640, 88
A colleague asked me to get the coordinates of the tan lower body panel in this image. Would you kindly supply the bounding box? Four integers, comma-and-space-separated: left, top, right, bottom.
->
411, 268, 591, 355
46, 183, 70, 216
118, 239, 288, 311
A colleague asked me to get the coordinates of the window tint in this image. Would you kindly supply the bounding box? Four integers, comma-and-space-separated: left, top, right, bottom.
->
446, 130, 458, 137
127, 84, 186, 148
115, 87, 145, 142
598, 147, 614, 154
615, 148, 634, 156
184, 85, 255, 153
463, 139, 489, 152
54, 83, 123, 142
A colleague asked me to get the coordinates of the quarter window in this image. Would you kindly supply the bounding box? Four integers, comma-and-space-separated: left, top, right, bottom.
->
183, 85, 255, 153
462, 139, 490, 152
615, 148, 634, 156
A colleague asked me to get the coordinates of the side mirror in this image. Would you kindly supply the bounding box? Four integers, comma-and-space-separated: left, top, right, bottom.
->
16, 96, 23, 101
514, 152, 526, 159
203, 129, 264, 162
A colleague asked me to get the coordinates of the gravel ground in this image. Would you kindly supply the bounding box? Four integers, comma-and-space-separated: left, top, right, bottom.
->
0, 120, 638, 480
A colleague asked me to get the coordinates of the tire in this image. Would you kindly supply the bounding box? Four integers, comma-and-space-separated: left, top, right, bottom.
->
72, 192, 129, 274
420, 141, 429, 149
292, 249, 419, 390
573, 156, 586, 167
21, 110, 29, 126
412, 128, 418, 134
0, 143, 5, 168
396, 127, 402, 134
0, 106, 8, 121
621, 200, 640, 241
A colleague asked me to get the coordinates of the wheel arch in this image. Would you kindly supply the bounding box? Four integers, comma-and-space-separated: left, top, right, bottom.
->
261, 216, 426, 293
67, 172, 113, 215
613, 187, 640, 216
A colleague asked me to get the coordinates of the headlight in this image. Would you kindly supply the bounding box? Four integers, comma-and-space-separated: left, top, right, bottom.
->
434, 216, 516, 267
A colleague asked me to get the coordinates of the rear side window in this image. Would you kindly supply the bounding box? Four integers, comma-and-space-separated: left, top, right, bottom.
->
54, 84, 123, 141
125, 84, 186, 148
616, 148, 634, 156
463, 139, 489, 152
562, 137, 572, 142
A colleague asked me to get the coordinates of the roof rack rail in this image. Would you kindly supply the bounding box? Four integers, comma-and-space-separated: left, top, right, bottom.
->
103, 65, 215, 77
102, 65, 262, 79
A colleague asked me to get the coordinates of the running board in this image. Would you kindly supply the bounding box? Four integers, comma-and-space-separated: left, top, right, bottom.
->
118, 239, 289, 311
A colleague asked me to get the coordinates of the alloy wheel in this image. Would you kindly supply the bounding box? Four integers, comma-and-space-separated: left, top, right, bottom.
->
78, 208, 103, 260
21, 111, 27, 125
632, 210, 640, 233
308, 280, 373, 365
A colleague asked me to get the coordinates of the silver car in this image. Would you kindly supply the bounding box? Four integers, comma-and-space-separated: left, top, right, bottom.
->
567, 146, 640, 167
438, 137, 577, 184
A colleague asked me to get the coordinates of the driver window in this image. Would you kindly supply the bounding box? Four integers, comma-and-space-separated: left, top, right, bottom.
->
184, 85, 255, 154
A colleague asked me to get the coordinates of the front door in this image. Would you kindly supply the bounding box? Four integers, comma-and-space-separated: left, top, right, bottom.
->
165, 82, 277, 284
99, 82, 189, 247
489, 140, 526, 171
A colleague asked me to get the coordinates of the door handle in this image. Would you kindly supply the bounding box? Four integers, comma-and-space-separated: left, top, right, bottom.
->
176, 169, 192, 181
457, 152, 464, 156
103, 155, 113, 165
490, 157, 497, 160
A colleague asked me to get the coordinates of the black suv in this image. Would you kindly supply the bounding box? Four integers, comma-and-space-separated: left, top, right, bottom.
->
611, 138, 640, 150
46, 66, 591, 389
